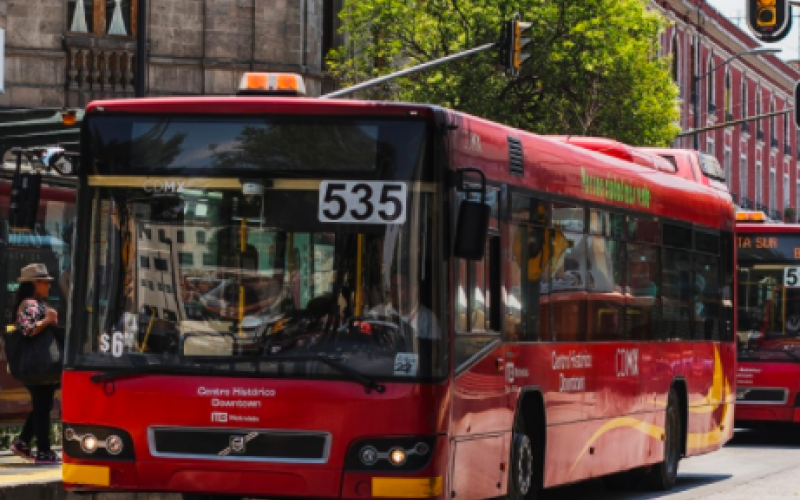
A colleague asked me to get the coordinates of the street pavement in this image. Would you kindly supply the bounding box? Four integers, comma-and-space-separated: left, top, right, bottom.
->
542, 428, 800, 500
0, 429, 797, 499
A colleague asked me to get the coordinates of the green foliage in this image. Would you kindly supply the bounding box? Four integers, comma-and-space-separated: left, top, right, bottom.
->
327, 0, 680, 146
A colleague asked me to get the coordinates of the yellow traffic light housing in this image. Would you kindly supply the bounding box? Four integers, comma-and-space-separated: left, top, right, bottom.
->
756, 0, 777, 26
502, 13, 532, 77
747, 0, 791, 41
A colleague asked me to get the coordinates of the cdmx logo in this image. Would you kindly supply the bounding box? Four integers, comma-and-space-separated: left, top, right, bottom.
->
218, 432, 259, 456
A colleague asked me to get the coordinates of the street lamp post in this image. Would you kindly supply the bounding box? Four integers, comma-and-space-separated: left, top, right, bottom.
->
692, 47, 781, 150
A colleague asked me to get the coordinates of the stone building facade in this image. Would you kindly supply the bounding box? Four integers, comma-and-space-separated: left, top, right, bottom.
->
0, 0, 345, 110
652, 0, 800, 220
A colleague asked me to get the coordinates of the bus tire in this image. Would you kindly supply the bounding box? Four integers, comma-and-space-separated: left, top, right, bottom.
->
507, 413, 540, 500
641, 388, 682, 490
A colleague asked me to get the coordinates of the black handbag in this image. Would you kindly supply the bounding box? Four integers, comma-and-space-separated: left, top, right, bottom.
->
4, 325, 64, 386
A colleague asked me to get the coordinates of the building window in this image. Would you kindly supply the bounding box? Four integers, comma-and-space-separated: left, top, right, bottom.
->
770, 98, 776, 147
724, 149, 732, 190
68, 0, 135, 37
769, 169, 776, 213
724, 69, 732, 119
756, 84, 762, 135
740, 156, 748, 202
671, 33, 680, 97
784, 103, 791, 147
784, 173, 790, 210
706, 55, 715, 113
755, 162, 762, 207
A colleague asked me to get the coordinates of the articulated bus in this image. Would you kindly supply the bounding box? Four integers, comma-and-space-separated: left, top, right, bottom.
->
735, 213, 800, 426
58, 73, 735, 500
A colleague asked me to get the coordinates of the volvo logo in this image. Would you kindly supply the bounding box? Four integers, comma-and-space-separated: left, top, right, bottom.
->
218, 432, 258, 456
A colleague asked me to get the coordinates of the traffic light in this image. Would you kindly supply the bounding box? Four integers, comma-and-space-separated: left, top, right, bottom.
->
747, 0, 791, 42
502, 13, 532, 77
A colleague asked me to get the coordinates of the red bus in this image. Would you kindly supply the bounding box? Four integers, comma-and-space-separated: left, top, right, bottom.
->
59, 73, 735, 500
735, 214, 800, 426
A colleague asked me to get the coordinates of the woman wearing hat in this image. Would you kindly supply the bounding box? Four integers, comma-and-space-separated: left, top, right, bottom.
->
9, 263, 61, 464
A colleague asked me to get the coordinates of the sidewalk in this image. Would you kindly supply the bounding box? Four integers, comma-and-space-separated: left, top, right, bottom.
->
0, 450, 181, 500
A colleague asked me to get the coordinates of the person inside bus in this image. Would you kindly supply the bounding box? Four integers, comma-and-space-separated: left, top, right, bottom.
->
10, 263, 61, 465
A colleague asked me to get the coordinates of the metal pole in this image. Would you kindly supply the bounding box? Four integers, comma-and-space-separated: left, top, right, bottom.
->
135, 0, 147, 97
694, 75, 700, 150
678, 108, 791, 137
321, 42, 498, 99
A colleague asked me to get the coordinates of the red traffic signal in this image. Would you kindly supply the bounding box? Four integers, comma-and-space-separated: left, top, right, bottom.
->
747, 0, 791, 42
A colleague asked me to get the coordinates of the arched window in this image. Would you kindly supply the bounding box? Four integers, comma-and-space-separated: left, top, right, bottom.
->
724, 69, 732, 120
706, 54, 715, 113
770, 98, 776, 146
671, 33, 680, 97
785, 102, 792, 149
741, 74, 748, 120
756, 84, 762, 137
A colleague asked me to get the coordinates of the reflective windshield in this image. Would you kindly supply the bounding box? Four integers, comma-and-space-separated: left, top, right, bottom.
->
738, 265, 800, 353
71, 117, 444, 381
737, 232, 800, 354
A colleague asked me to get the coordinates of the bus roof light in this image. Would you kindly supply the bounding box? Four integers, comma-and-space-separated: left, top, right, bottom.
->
237, 72, 307, 96
735, 211, 766, 222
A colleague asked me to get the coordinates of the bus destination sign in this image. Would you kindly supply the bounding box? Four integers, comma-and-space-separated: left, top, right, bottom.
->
738, 234, 800, 261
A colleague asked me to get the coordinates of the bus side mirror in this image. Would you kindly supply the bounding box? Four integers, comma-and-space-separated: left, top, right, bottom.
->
9, 173, 41, 232
453, 168, 490, 260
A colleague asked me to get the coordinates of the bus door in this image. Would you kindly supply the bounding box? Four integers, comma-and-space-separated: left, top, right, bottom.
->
450, 186, 508, 500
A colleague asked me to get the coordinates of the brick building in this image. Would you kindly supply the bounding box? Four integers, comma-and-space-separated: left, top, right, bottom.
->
652, 0, 800, 221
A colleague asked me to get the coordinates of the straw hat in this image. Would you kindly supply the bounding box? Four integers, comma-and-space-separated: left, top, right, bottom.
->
17, 263, 54, 283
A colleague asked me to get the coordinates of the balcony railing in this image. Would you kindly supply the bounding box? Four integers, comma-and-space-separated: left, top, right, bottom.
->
64, 35, 137, 100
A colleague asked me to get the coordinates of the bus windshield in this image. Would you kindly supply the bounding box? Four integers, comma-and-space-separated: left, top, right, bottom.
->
71, 116, 445, 382
737, 232, 800, 354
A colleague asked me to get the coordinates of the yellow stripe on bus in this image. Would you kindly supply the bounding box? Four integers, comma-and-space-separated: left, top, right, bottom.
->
371, 477, 442, 498
62, 464, 110, 487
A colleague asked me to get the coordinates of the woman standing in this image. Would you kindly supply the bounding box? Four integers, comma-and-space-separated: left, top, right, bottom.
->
9, 263, 61, 464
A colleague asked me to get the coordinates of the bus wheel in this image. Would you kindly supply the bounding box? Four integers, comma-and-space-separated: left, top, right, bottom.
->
641, 388, 682, 490
509, 432, 534, 499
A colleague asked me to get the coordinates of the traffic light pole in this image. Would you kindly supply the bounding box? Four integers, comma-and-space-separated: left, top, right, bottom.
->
677, 108, 791, 137
321, 42, 498, 99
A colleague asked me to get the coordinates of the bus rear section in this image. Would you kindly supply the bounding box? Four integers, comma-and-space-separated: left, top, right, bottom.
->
62, 98, 449, 499
736, 221, 800, 426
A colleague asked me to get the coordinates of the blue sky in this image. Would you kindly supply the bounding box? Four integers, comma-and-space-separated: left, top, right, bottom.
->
706, 0, 799, 61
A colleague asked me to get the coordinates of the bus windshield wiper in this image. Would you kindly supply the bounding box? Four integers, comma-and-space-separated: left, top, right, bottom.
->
265, 354, 386, 394
89, 363, 217, 383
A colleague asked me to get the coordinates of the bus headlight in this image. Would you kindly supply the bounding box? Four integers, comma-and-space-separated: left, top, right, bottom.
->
81, 434, 99, 453
389, 447, 407, 466
63, 423, 135, 461
359, 446, 379, 465
345, 436, 436, 472
105, 435, 124, 455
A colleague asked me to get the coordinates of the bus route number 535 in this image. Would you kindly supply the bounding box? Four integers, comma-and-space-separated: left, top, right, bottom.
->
318, 181, 408, 225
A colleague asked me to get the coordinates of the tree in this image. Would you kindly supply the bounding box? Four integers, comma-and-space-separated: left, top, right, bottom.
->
785, 206, 796, 223
327, 0, 681, 146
